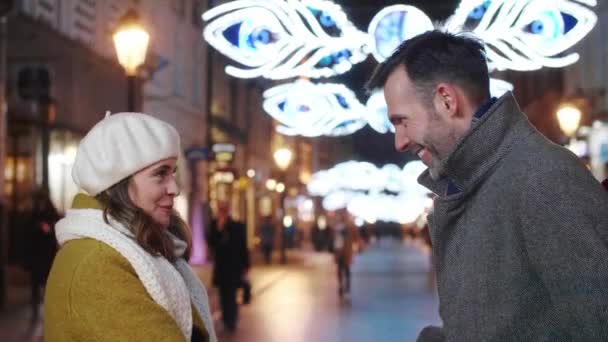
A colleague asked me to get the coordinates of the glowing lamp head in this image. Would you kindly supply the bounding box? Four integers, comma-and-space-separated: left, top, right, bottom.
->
273, 147, 293, 171
283, 215, 293, 228
266, 179, 277, 191
556, 105, 582, 137
113, 10, 150, 76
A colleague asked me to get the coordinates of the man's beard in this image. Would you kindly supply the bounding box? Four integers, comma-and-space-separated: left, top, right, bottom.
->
424, 112, 458, 181
425, 145, 445, 181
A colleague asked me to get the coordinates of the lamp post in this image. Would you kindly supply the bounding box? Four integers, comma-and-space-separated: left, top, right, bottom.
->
556, 104, 582, 146
273, 147, 293, 263
113, 9, 149, 112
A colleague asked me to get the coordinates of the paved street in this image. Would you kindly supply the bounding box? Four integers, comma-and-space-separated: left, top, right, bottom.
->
217, 238, 442, 342
0, 238, 441, 342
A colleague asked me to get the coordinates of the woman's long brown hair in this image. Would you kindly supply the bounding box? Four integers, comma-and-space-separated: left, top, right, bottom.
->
95, 177, 191, 262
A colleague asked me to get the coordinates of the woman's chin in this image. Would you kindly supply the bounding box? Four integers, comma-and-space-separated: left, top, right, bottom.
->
153, 215, 171, 228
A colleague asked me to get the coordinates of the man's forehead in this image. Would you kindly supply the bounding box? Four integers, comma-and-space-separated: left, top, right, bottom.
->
385, 66, 413, 94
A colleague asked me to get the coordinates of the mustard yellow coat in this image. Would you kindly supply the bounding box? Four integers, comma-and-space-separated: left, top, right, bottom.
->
44, 196, 208, 342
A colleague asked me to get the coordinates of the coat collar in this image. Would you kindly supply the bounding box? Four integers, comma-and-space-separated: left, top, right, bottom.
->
71, 193, 103, 210
418, 92, 536, 196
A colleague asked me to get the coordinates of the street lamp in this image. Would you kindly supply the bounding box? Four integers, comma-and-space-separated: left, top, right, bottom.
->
556, 105, 582, 142
273, 147, 293, 171
113, 9, 149, 112
273, 147, 293, 263
265, 179, 277, 191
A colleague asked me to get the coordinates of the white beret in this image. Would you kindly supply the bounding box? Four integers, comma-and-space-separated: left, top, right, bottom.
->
72, 112, 180, 196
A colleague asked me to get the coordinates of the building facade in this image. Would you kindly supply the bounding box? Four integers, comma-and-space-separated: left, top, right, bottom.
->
1, 0, 213, 305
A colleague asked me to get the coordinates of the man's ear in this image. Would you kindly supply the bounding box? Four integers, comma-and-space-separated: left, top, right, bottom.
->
433, 83, 459, 118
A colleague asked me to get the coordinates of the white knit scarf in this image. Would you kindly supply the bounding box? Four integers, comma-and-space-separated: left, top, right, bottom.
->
55, 208, 217, 342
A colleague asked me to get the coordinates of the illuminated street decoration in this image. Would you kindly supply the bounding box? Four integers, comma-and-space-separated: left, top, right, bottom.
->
347, 192, 431, 225
264, 79, 513, 136
263, 79, 368, 136
364, 91, 395, 134
367, 5, 434, 62
204, 0, 597, 78
444, 0, 598, 71
308, 160, 432, 223
322, 160, 428, 197
490, 78, 514, 96
202, 0, 370, 79
203, 0, 597, 137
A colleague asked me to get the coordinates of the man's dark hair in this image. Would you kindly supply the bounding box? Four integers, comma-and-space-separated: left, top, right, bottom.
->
365, 30, 490, 105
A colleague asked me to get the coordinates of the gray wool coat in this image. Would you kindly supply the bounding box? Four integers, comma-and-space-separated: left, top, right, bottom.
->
417, 92, 608, 342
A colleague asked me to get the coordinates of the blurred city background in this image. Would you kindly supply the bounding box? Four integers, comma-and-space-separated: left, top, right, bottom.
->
0, 0, 607, 341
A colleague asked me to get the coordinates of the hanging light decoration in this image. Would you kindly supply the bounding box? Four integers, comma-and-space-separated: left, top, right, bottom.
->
202, 0, 597, 137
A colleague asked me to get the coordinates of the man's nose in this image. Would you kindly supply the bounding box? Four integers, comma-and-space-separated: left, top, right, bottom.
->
395, 134, 410, 152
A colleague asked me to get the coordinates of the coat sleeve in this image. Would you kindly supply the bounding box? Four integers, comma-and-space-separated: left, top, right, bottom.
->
520, 168, 608, 339
68, 245, 187, 342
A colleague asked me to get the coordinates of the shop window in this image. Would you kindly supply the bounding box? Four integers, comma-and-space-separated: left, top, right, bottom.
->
5, 127, 36, 212
4, 156, 31, 199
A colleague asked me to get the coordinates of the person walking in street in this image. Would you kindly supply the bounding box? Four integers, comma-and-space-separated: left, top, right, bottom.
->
259, 215, 275, 264
207, 201, 250, 332
44, 112, 216, 342
23, 188, 60, 322
366, 30, 608, 341
331, 209, 359, 299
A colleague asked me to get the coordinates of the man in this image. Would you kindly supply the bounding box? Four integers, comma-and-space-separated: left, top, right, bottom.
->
207, 202, 250, 332
366, 30, 608, 341
25, 189, 60, 321
331, 209, 359, 298
259, 215, 275, 264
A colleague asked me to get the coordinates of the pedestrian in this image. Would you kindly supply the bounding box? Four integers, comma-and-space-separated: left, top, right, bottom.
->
44, 112, 216, 342
207, 201, 250, 332
259, 215, 275, 264
366, 30, 608, 341
23, 188, 60, 322
331, 209, 359, 299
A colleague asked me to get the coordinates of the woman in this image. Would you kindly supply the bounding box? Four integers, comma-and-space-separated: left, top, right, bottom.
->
44, 112, 216, 342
